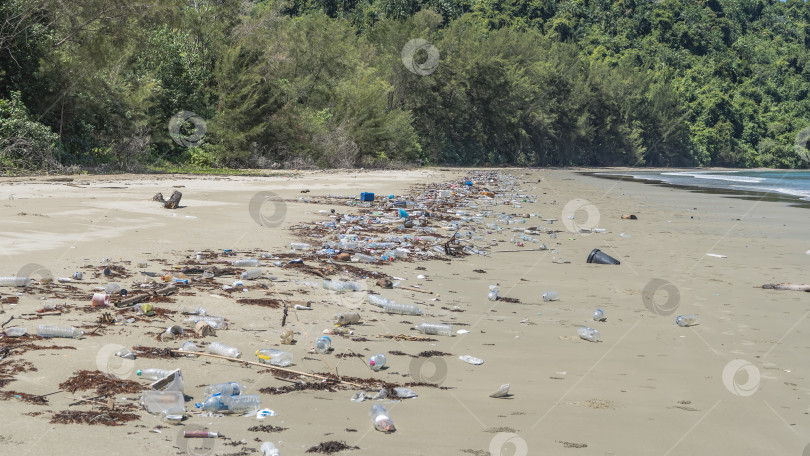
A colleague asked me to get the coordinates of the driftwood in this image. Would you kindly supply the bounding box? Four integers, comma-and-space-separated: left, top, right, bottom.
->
761, 283, 810, 291
399, 285, 432, 294
152, 190, 182, 209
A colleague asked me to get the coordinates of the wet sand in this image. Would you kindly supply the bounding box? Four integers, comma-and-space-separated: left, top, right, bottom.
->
0, 168, 808, 456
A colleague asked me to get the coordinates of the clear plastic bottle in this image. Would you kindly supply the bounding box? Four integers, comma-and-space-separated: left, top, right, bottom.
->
334, 312, 360, 326
369, 404, 395, 432
208, 342, 241, 358
256, 349, 293, 367
280, 328, 294, 345
367, 294, 390, 308
383, 302, 422, 316
4, 327, 27, 337
37, 325, 83, 338
676, 314, 698, 327
353, 253, 377, 263
232, 258, 261, 267
222, 394, 261, 414
315, 336, 331, 354
261, 442, 281, 456
578, 326, 600, 342
593, 308, 605, 321
368, 354, 386, 371
184, 315, 227, 329
487, 285, 499, 301
203, 381, 246, 398
195, 395, 228, 412
241, 269, 262, 280
414, 323, 452, 336
0, 276, 29, 287
180, 340, 199, 356
542, 291, 558, 301
322, 280, 346, 292
104, 283, 121, 294
290, 242, 311, 250
137, 368, 175, 380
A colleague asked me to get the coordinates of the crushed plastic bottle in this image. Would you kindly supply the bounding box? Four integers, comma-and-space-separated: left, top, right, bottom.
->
256, 349, 293, 367
414, 322, 452, 336
578, 326, 600, 342
676, 314, 698, 327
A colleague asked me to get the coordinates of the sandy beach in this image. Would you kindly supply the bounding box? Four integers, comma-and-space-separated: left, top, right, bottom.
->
0, 168, 808, 456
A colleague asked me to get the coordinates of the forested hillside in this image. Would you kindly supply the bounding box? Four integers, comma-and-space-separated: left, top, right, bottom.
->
2, 0, 809, 171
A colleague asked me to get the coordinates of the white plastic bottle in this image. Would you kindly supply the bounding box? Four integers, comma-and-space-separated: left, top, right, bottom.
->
334, 312, 360, 326
352, 253, 376, 263
4, 327, 26, 337
542, 291, 558, 301
137, 368, 175, 380
222, 394, 261, 414
593, 308, 605, 321
256, 349, 294, 367
367, 294, 390, 307
315, 336, 331, 354
369, 404, 395, 432
241, 269, 262, 280
322, 280, 346, 292
290, 242, 311, 250
0, 276, 29, 287
232, 258, 261, 267
383, 302, 422, 316
676, 314, 698, 327
414, 322, 452, 336
578, 326, 600, 342
37, 325, 83, 338
203, 381, 246, 397
487, 285, 499, 301
208, 342, 241, 358
368, 354, 386, 371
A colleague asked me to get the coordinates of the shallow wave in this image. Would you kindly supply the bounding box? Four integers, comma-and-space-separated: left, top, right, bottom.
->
731, 184, 810, 200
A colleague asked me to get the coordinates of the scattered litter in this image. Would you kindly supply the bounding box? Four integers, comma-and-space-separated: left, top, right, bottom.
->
459, 355, 484, 365
706, 253, 727, 258
256, 409, 277, 419
489, 383, 511, 398
456, 329, 470, 335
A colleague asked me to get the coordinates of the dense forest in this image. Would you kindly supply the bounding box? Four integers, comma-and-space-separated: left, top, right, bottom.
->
1, 0, 810, 172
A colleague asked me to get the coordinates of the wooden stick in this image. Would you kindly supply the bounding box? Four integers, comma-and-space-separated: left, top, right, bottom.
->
1, 315, 13, 328
169, 350, 364, 388
399, 285, 432, 294
493, 248, 550, 253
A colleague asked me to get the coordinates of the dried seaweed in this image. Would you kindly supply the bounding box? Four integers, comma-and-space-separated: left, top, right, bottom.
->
58, 370, 144, 396
50, 410, 140, 426
305, 441, 359, 454
0, 390, 48, 405
247, 425, 288, 433
236, 298, 281, 308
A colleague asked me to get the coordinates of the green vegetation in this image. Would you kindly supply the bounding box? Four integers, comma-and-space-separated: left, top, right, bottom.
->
1, 0, 809, 172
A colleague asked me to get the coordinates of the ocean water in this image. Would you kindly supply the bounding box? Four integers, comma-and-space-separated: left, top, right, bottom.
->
593, 170, 810, 204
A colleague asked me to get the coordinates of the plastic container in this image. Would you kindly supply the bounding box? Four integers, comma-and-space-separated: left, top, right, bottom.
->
256, 349, 293, 367
104, 283, 121, 294
261, 442, 281, 456
368, 354, 386, 371
487, 285, 499, 301
593, 309, 605, 321
137, 368, 175, 381
203, 381, 246, 398
196, 395, 228, 412
382, 302, 422, 316
676, 314, 698, 327
184, 315, 227, 329
0, 277, 29, 287
578, 326, 600, 342
280, 328, 294, 345
180, 340, 199, 356
586, 248, 620, 265
241, 269, 262, 280
222, 394, 261, 414
290, 243, 311, 250
414, 322, 452, 336
367, 294, 390, 308
232, 258, 261, 267
208, 342, 241, 358
37, 325, 83, 338
142, 390, 184, 416
334, 312, 361, 326
322, 280, 346, 292
541, 291, 558, 302
315, 336, 331, 354
353, 253, 377, 263
3, 327, 27, 337
370, 404, 395, 432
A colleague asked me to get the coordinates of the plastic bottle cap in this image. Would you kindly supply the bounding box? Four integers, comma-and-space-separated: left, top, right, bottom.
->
369, 360, 375, 366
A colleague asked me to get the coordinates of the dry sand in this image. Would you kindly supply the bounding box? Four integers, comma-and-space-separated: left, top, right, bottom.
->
0, 168, 808, 456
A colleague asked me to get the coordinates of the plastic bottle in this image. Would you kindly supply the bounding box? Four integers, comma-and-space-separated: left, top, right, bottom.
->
676, 314, 698, 327
0, 277, 29, 287
196, 395, 228, 412
180, 340, 199, 356
542, 291, 558, 301
137, 368, 175, 380
383, 302, 422, 316
222, 394, 261, 414
370, 404, 395, 432
184, 315, 227, 329
280, 328, 294, 345
104, 283, 121, 294
208, 342, 241, 358
4, 327, 27, 337
414, 322, 452, 336
203, 381, 246, 398
487, 285, 499, 301
368, 354, 386, 371
322, 280, 346, 292
37, 325, 83, 338
241, 269, 262, 280
290, 243, 311, 250
232, 258, 261, 267
315, 336, 331, 354
578, 326, 600, 342
334, 312, 361, 326
593, 309, 605, 321
353, 253, 376, 263
367, 294, 390, 308
260, 442, 281, 456
256, 349, 293, 367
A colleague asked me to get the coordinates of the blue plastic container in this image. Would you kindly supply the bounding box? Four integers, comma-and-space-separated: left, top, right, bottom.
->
360, 192, 375, 202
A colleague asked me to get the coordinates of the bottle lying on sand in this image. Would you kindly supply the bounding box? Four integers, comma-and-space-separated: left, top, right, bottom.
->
578, 326, 600, 342
208, 342, 241, 358
334, 312, 361, 326
382, 302, 422, 316
368, 354, 387, 371
137, 368, 175, 381
315, 336, 331, 354
203, 381, 246, 397
37, 325, 83, 338
675, 314, 698, 327
370, 404, 395, 432
255, 349, 293, 367
414, 323, 452, 336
